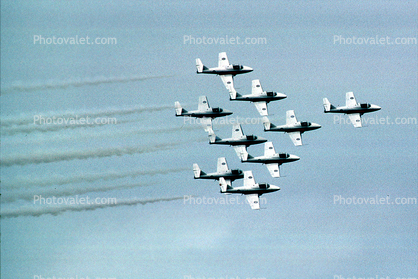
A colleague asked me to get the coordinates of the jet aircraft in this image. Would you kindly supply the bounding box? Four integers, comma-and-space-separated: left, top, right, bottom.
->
323, 92, 381, 128
230, 79, 287, 116
238, 142, 300, 178
175, 96, 233, 131
207, 124, 267, 157
219, 170, 280, 210
193, 157, 244, 186
263, 110, 321, 146
196, 52, 253, 93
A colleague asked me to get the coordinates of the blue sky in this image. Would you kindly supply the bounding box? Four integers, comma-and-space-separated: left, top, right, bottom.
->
1, 1, 417, 278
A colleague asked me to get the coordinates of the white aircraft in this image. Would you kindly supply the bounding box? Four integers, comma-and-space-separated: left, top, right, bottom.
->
196, 52, 253, 93
207, 124, 267, 158
263, 110, 321, 146
219, 170, 280, 210
323, 92, 381, 128
193, 157, 244, 186
175, 96, 233, 131
230, 79, 287, 116
239, 142, 300, 178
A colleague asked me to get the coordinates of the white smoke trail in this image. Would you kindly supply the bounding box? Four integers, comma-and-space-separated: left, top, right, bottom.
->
1, 196, 185, 218
1, 103, 174, 128
3, 167, 189, 189
2, 181, 158, 203
1, 141, 184, 167
1, 74, 172, 94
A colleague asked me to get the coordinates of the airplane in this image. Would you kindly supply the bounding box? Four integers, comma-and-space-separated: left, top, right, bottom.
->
175, 96, 233, 131
193, 157, 244, 186
219, 170, 280, 210
229, 79, 287, 116
263, 110, 321, 146
323, 92, 381, 128
207, 124, 267, 157
196, 52, 253, 93
238, 142, 300, 178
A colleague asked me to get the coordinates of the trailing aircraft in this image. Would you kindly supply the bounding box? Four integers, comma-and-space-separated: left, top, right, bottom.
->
207, 124, 267, 157
196, 52, 253, 93
323, 92, 381, 128
219, 170, 280, 210
238, 142, 300, 178
230, 79, 287, 116
193, 157, 244, 186
263, 110, 321, 146
175, 95, 233, 131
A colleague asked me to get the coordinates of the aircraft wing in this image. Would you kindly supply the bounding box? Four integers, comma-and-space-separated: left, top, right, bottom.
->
251, 79, 263, 96
346, 92, 357, 107
254, 101, 268, 116
288, 131, 302, 146
200, 117, 213, 132
245, 194, 260, 210
232, 124, 244, 139
217, 157, 229, 173
198, 96, 210, 111
266, 163, 280, 178
218, 52, 230, 68
243, 170, 256, 187
220, 75, 235, 92
286, 110, 298, 125
348, 113, 362, 128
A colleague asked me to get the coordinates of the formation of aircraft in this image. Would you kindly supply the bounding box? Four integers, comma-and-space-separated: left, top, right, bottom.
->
323, 92, 381, 128
230, 79, 287, 116
176, 52, 380, 209
263, 110, 322, 146
219, 170, 280, 210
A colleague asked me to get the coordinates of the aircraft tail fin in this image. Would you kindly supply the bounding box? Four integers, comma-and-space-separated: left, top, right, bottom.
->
193, 163, 206, 178
238, 149, 251, 161
219, 177, 232, 192
229, 88, 238, 100
323, 98, 335, 112
262, 116, 276, 130
207, 128, 221, 143
175, 101, 187, 116
196, 58, 208, 73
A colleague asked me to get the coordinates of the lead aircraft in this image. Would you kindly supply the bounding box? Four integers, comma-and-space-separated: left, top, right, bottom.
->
230, 79, 287, 116
263, 110, 321, 146
323, 92, 381, 128
196, 52, 253, 93
219, 170, 280, 210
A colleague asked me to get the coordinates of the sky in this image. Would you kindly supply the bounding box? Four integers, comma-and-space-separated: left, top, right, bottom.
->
1, 1, 417, 278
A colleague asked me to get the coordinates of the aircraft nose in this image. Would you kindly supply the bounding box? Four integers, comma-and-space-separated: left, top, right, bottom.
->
245, 66, 254, 72
290, 154, 300, 161
374, 105, 382, 110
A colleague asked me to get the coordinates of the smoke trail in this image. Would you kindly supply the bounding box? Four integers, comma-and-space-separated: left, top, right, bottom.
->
2, 181, 159, 203
1, 74, 172, 94
1, 196, 185, 218
1, 141, 184, 167
3, 167, 189, 189
1, 103, 174, 128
